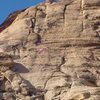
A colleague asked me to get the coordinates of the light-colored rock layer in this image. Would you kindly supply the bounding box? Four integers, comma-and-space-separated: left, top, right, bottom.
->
0, 0, 100, 100
0, 53, 37, 100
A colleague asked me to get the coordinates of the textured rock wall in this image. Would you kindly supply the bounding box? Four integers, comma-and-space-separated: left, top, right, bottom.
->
0, 11, 23, 33
0, 0, 100, 100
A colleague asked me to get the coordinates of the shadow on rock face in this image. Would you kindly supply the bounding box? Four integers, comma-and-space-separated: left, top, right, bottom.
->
23, 79, 37, 95
12, 63, 29, 73
11, 63, 37, 96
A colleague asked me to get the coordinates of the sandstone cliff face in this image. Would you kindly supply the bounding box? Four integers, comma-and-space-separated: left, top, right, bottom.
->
0, 0, 100, 100
0, 11, 23, 33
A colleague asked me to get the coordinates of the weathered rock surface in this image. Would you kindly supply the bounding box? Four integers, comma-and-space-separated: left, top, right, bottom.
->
0, 0, 100, 100
0, 53, 36, 100
0, 11, 23, 33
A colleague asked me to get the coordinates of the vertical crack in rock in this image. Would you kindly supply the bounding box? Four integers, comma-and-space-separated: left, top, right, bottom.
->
57, 56, 66, 72
35, 34, 42, 45
33, 9, 38, 33
63, 1, 74, 23
27, 8, 42, 46
43, 55, 66, 91
63, 5, 67, 22
43, 72, 55, 90
77, 0, 84, 37
81, 0, 84, 32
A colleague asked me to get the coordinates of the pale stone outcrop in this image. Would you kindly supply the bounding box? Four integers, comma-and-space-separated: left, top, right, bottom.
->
0, 53, 37, 100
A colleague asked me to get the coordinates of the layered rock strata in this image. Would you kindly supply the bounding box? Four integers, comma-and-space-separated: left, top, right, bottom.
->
0, 0, 100, 100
